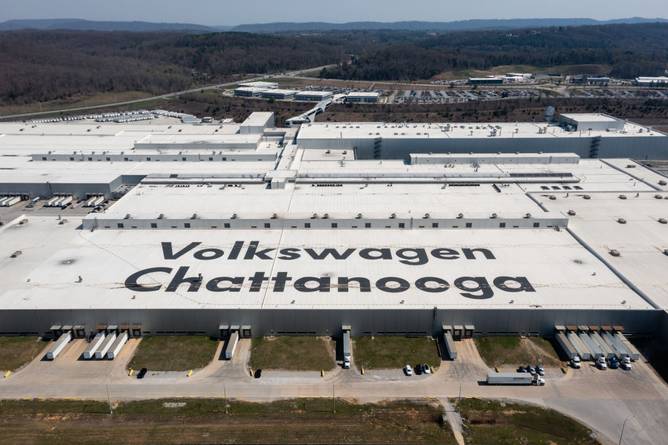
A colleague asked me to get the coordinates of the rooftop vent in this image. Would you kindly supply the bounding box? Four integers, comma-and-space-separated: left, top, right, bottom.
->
356, 213, 363, 219
655, 195, 663, 200
423, 213, 430, 219
390, 213, 396, 219
659, 180, 667, 186
617, 218, 627, 224
659, 218, 667, 225
619, 195, 627, 200
567, 210, 576, 216
231, 213, 238, 220
609, 249, 621, 257
457, 213, 464, 219
271, 213, 278, 219
583, 195, 591, 200
490, 213, 498, 219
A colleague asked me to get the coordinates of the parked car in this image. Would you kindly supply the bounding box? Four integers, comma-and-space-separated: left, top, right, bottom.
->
254, 369, 262, 379
403, 364, 413, 376
536, 365, 545, 376
414, 364, 423, 375
517, 366, 527, 373
137, 367, 148, 379
422, 364, 432, 374
527, 366, 536, 375
570, 356, 582, 369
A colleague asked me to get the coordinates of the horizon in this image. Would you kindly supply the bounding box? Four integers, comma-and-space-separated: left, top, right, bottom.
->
1, 0, 667, 27
1, 15, 668, 28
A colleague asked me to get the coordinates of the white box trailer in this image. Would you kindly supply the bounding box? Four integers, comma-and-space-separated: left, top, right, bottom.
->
106, 332, 128, 360
82, 332, 106, 360
555, 332, 578, 360
442, 330, 457, 360
45, 331, 72, 360
94, 332, 117, 359
58, 196, 73, 208
579, 333, 604, 359
4, 196, 21, 207
616, 334, 641, 361
591, 332, 616, 359
602, 332, 631, 359
224, 330, 239, 360
0, 197, 8, 206
486, 372, 535, 385
93, 196, 105, 206
46, 197, 59, 207
567, 332, 592, 360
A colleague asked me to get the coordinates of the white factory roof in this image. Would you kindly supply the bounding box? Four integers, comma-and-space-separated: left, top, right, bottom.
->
346, 92, 380, 98
296, 119, 664, 141
238, 81, 279, 89
560, 113, 618, 123
0, 217, 649, 311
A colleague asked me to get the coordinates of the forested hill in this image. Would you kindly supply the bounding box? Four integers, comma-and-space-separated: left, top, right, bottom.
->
320, 23, 668, 81
0, 31, 343, 105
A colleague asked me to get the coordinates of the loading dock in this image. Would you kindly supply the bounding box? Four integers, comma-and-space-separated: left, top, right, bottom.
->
616, 333, 641, 361
591, 331, 616, 359
453, 325, 464, 340
579, 331, 604, 359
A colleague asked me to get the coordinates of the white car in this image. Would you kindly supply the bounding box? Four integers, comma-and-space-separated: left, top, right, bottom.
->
621, 362, 632, 371
596, 357, 607, 370
403, 364, 413, 376
570, 356, 582, 369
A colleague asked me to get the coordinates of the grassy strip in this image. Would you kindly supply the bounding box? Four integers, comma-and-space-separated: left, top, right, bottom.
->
128, 336, 218, 372
474, 336, 562, 368
457, 398, 599, 445
250, 337, 335, 371
353, 336, 440, 369
0, 337, 46, 371
0, 398, 455, 445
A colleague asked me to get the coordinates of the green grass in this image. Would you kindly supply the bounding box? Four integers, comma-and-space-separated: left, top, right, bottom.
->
353, 336, 440, 369
457, 398, 600, 445
250, 336, 335, 371
0, 336, 47, 371
475, 336, 562, 368
128, 336, 219, 372
0, 398, 456, 445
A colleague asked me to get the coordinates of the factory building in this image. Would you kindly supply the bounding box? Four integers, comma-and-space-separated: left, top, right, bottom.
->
295, 91, 334, 102
345, 92, 380, 103
1, 112, 668, 340
635, 76, 668, 87
260, 89, 299, 100
468, 76, 505, 85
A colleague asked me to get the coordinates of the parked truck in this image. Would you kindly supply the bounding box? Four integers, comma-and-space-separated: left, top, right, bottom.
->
486, 372, 545, 386
224, 330, 239, 360
82, 332, 106, 360
342, 330, 351, 369
45, 331, 72, 360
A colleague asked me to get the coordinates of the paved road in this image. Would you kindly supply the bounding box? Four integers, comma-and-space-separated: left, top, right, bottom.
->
1, 339, 667, 445
0, 65, 334, 121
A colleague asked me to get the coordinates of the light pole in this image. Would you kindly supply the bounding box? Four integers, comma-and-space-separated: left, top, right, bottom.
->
619, 415, 633, 445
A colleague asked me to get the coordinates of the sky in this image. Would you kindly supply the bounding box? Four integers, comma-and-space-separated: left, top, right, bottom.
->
0, 0, 667, 26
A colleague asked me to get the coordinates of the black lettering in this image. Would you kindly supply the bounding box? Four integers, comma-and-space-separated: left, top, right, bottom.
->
454, 277, 493, 299
161, 242, 201, 260
125, 267, 172, 292
337, 277, 371, 292
166, 266, 202, 292
431, 248, 460, 260
244, 241, 275, 260
415, 277, 450, 293
304, 248, 356, 260
493, 276, 536, 293
278, 248, 300, 260
248, 272, 269, 292
359, 248, 392, 261
294, 276, 331, 292
228, 241, 244, 260
271, 272, 293, 292
376, 276, 410, 293
462, 248, 496, 260
206, 276, 244, 292
396, 248, 428, 265
194, 248, 224, 260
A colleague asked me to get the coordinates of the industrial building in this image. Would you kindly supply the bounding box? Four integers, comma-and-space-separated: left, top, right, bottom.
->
0, 112, 668, 342
260, 89, 299, 100
635, 76, 668, 87
344, 92, 380, 103
468, 76, 505, 85
295, 91, 334, 102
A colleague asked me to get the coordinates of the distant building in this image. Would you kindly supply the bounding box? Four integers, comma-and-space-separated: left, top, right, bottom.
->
635, 76, 668, 87
238, 81, 279, 89
345, 92, 380, 103
234, 87, 267, 97
295, 91, 334, 102
569, 75, 610, 86
260, 89, 298, 100
468, 76, 505, 86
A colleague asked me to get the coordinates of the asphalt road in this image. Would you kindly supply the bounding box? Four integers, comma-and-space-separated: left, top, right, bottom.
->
2, 338, 666, 445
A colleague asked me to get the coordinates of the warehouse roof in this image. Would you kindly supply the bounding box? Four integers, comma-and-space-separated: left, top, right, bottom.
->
0, 217, 649, 311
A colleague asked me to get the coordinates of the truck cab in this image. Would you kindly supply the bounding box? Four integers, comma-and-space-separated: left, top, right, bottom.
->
570, 356, 581, 369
